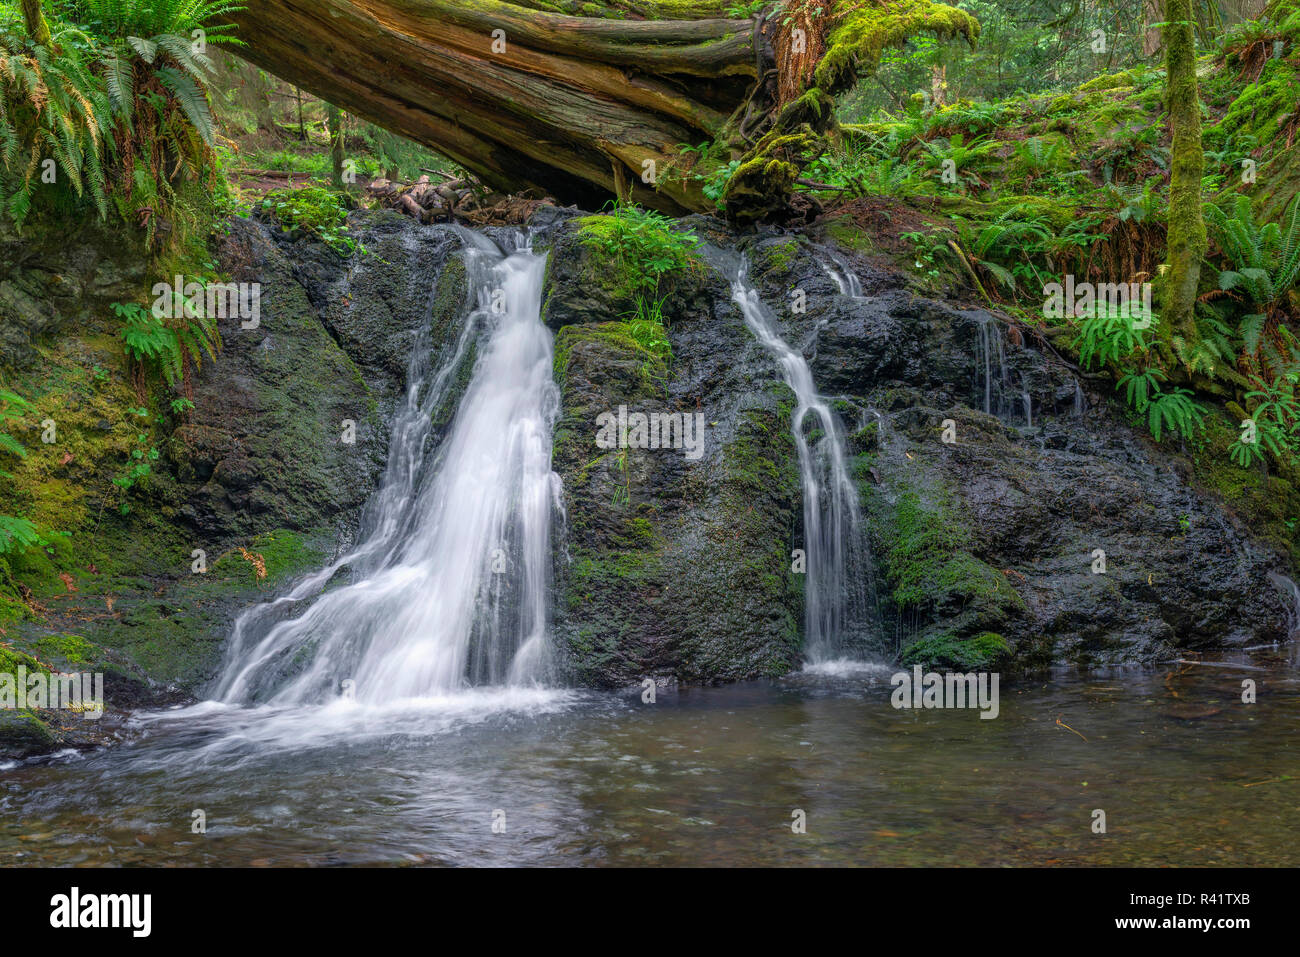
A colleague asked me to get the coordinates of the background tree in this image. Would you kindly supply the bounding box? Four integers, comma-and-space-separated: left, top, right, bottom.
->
1163, 0, 1207, 341
327, 102, 344, 187
20, 0, 50, 44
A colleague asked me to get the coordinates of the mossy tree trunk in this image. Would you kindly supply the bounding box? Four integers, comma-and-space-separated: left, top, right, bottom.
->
21, 0, 51, 46
1163, 0, 1207, 342
232, 1, 978, 216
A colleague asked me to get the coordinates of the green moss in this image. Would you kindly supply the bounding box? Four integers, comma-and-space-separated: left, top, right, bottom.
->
758, 237, 802, 276
553, 321, 667, 392
722, 131, 808, 221
1191, 412, 1299, 559
875, 487, 1024, 618
723, 405, 796, 494
30, 633, 95, 666
210, 529, 323, 586
1078, 70, 1135, 93
815, 1, 981, 93
0, 643, 46, 676
824, 215, 876, 253
1212, 58, 1300, 144
901, 630, 1011, 670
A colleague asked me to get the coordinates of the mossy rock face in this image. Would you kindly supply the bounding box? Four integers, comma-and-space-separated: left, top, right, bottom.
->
0, 217, 148, 369
542, 210, 709, 332
738, 232, 1293, 674
546, 218, 802, 686
901, 631, 1011, 671
0, 710, 55, 760
0, 212, 472, 756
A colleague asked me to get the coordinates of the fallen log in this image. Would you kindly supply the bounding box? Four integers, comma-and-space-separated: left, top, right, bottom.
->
234, 2, 979, 218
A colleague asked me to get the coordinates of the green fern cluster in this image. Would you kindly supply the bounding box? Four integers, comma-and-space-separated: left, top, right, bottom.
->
1229, 375, 1300, 468
1, 1, 242, 244
0, 389, 38, 556
0, 26, 111, 226
1074, 303, 1207, 445
114, 294, 219, 388
1074, 307, 1154, 370
1205, 194, 1300, 366
53, 0, 242, 39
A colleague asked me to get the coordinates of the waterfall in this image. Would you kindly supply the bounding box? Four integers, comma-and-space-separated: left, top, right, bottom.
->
975, 314, 1009, 417
729, 257, 870, 662
1073, 381, 1088, 418
213, 231, 561, 705
1266, 572, 1300, 637
820, 253, 865, 299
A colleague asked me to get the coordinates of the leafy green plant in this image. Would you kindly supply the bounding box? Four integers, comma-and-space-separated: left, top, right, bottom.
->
900, 229, 945, 288
111, 406, 159, 513
918, 133, 998, 190
603, 202, 699, 285
1205, 193, 1300, 372
1102, 176, 1163, 224
0, 26, 111, 225
1075, 305, 1154, 369
1230, 373, 1300, 468
626, 297, 672, 363
0, 387, 27, 467
701, 157, 740, 208
55, 0, 244, 39
1143, 387, 1205, 443
114, 294, 220, 388
962, 207, 1054, 291
1, 1, 240, 247
0, 389, 37, 555
259, 184, 359, 254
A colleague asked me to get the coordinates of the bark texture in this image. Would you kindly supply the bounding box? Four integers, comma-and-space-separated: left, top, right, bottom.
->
230, 0, 765, 211
1163, 0, 1207, 341
229, 1, 979, 215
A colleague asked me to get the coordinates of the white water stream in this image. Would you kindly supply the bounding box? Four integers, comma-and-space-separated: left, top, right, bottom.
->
729, 258, 869, 661
213, 231, 562, 706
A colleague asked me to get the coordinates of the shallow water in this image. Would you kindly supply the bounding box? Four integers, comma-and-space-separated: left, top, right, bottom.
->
3, 651, 1296, 867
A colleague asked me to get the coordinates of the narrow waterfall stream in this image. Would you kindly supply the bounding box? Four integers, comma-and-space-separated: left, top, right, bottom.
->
975, 313, 1010, 418
216, 230, 562, 706
729, 257, 872, 663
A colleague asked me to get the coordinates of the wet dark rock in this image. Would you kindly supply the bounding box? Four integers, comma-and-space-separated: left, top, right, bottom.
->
3, 205, 1294, 735
543, 217, 802, 686
0, 218, 147, 367
737, 232, 1293, 673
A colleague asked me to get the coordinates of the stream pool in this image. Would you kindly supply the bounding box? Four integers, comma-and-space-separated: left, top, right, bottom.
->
2, 653, 1296, 867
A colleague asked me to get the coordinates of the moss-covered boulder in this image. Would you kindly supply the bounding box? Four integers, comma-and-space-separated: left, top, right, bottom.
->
544, 215, 803, 686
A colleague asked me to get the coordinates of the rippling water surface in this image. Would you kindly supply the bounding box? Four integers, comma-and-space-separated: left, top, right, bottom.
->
3, 651, 1295, 867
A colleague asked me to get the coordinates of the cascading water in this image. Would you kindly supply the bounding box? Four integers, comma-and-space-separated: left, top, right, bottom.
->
729, 257, 872, 662
821, 253, 865, 299
975, 314, 1010, 418
1073, 380, 1088, 418
213, 230, 562, 706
